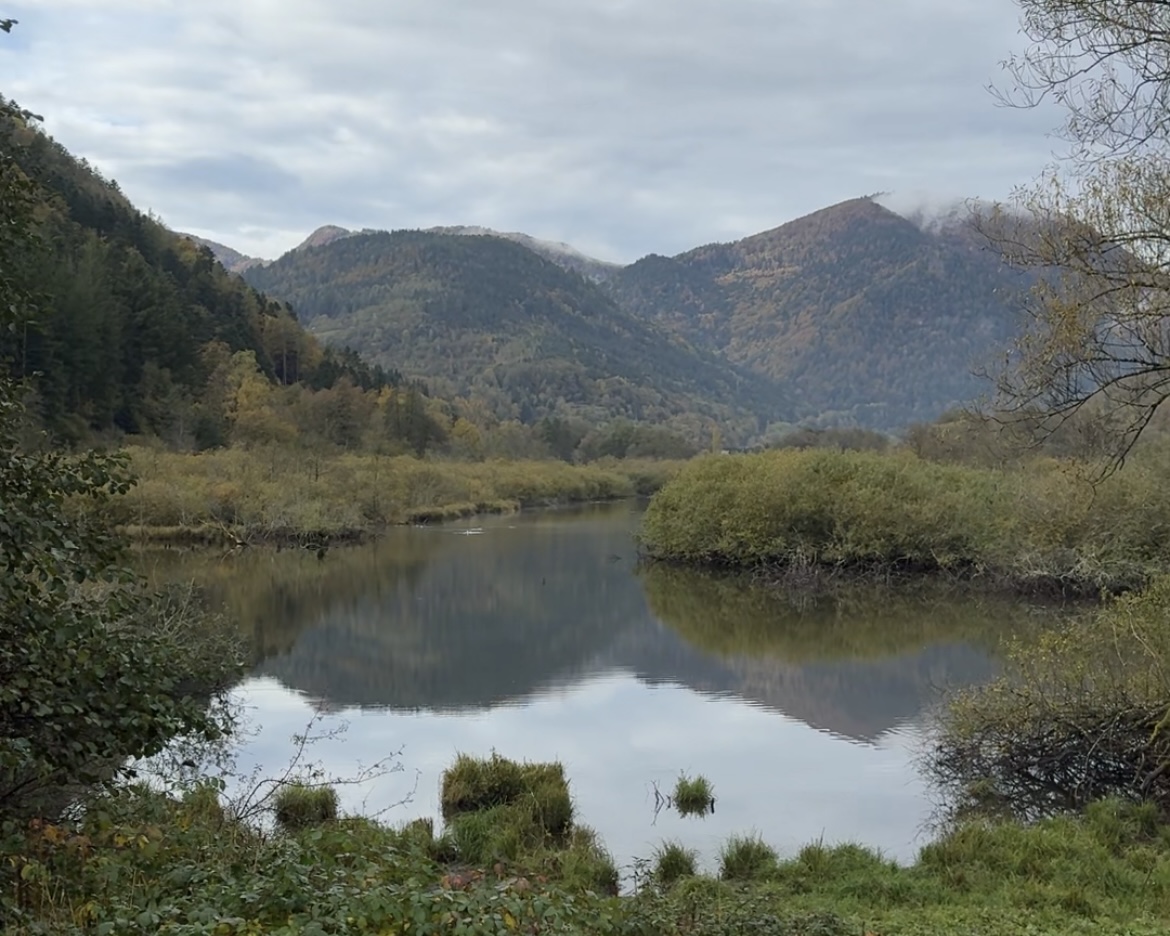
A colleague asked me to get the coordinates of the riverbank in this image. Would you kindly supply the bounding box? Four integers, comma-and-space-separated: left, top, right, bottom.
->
105, 445, 684, 545
639, 448, 1170, 597
7, 754, 1170, 935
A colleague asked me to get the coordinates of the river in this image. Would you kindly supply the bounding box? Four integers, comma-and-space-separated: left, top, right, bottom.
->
142, 501, 1061, 876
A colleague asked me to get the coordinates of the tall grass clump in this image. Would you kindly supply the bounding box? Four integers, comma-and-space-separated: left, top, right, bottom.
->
653, 840, 699, 886
673, 773, 715, 817
719, 834, 778, 881
641, 448, 1170, 594
273, 782, 339, 831
441, 753, 575, 866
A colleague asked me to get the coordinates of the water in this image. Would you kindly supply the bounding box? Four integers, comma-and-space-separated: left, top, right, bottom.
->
144, 502, 1056, 874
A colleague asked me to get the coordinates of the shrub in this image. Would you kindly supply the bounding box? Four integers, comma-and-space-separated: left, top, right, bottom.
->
273, 782, 339, 831
930, 576, 1170, 819
640, 448, 1170, 594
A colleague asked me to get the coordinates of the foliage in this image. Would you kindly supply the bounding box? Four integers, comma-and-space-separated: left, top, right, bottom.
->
10, 778, 1170, 933
607, 196, 1028, 429
672, 774, 714, 818
272, 782, 338, 832
0, 784, 634, 936
640, 447, 1170, 593
930, 575, 1170, 819
0, 102, 394, 444
980, 0, 1170, 466
0, 90, 242, 823
243, 228, 785, 442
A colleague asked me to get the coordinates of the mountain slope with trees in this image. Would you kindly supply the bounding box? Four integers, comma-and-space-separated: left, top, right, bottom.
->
243, 229, 788, 440
0, 100, 401, 448
607, 197, 1029, 428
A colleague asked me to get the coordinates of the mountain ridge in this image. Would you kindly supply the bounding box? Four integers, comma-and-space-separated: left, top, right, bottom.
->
242, 228, 787, 441
195, 196, 1029, 434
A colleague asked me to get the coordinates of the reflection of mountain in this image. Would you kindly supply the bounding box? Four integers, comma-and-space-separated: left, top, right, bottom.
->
252, 506, 648, 708
152, 506, 1053, 742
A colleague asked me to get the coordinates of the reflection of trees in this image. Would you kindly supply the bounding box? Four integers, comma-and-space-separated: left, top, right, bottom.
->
146, 506, 1071, 743
637, 566, 1045, 661
635, 566, 1062, 741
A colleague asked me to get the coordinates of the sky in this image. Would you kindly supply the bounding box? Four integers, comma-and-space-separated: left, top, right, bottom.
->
0, 0, 1061, 263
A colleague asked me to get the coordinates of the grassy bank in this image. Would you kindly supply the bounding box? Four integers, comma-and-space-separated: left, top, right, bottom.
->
105, 445, 684, 543
8, 755, 1170, 935
640, 448, 1170, 595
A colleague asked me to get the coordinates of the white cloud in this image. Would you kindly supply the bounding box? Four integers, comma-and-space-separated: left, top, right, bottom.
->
0, 0, 1060, 261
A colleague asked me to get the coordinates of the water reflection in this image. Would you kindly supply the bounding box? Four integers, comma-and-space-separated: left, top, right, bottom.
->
143, 503, 1065, 866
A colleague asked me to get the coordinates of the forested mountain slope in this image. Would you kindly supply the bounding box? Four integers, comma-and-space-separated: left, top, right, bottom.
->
243, 230, 788, 437
0, 102, 393, 445
607, 197, 1028, 428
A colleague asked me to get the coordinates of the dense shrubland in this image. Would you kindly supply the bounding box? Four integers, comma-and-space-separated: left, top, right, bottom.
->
111, 446, 682, 540
640, 444, 1170, 595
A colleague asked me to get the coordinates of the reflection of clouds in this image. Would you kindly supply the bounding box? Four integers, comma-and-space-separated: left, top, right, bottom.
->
227, 672, 934, 873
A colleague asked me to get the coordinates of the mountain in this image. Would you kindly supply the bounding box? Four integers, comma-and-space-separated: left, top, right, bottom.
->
0, 99, 390, 443
179, 234, 266, 273
243, 229, 787, 437
293, 224, 358, 252
426, 226, 622, 282
606, 197, 1029, 428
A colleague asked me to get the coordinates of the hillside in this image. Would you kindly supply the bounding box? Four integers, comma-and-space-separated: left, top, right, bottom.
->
426, 225, 622, 282
243, 230, 788, 438
0, 100, 394, 444
607, 197, 1029, 428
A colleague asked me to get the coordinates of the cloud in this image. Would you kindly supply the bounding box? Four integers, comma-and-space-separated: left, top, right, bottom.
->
0, 0, 1061, 261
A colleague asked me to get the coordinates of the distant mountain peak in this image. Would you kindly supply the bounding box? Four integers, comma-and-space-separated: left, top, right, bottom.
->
179, 234, 267, 273
293, 225, 357, 252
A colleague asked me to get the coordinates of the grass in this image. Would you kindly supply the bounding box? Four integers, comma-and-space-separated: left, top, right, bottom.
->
106, 443, 685, 542
640, 447, 1170, 594
719, 833, 779, 881
653, 841, 698, 886
673, 773, 715, 817
9, 770, 1170, 934
272, 782, 338, 831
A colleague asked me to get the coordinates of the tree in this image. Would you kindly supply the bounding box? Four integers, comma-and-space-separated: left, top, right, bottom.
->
0, 73, 239, 820
987, 1, 1170, 466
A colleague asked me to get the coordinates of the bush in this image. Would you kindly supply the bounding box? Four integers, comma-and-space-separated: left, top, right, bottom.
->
930, 576, 1170, 819
273, 782, 339, 831
719, 834, 778, 881
640, 448, 1170, 593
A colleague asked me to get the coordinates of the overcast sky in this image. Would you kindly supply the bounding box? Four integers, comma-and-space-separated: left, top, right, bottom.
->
0, 0, 1060, 263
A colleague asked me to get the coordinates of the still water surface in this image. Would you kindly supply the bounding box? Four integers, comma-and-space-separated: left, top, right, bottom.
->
147, 502, 1058, 874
